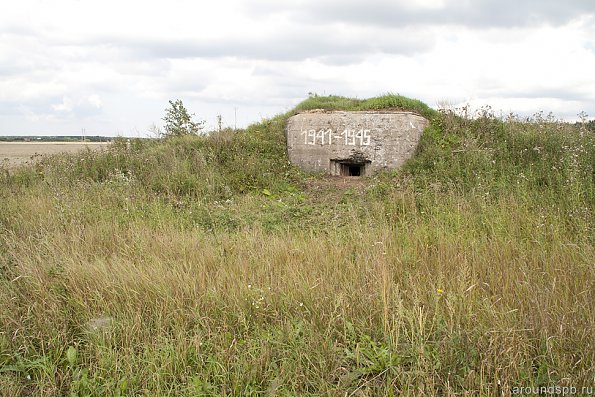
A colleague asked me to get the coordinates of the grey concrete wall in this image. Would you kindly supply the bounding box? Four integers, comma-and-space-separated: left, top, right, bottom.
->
285, 111, 429, 175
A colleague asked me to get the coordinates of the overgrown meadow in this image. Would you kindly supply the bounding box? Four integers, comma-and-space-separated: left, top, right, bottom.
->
1, 95, 593, 396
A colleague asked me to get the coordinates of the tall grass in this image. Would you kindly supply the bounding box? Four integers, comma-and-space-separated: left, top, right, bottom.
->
0, 96, 593, 395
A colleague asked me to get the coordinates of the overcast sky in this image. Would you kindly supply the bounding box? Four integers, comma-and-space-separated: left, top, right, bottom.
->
1, 0, 594, 136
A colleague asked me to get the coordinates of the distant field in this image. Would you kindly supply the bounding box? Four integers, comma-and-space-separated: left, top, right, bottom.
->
0, 142, 110, 168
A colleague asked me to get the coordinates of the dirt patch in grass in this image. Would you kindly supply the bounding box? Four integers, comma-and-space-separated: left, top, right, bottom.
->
302, 175, 370, 205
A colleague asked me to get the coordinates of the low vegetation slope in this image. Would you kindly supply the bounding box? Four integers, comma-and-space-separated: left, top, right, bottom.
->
0, 95, 593, 396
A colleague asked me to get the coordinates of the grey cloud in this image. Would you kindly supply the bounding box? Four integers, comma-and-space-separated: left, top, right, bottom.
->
115, 27, 433, 64
245, 0, 595, 29
523, 89, 593, 102
68, 103, 104, 119
163, 78, 209, 95
0, 24, 41, 38
250, 65, 342, 88
0, 59, 61, 78
196, 79, 316, 107
2, 96, 104, 120
0, 101, 20, 115
315, 54, 368, 66
0, 97, 60, 121
0, 63, 28, 77
479, 85, 594, 102
15, 98, 57, 115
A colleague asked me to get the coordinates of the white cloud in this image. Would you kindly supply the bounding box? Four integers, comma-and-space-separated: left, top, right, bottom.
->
0, 0, 594, 135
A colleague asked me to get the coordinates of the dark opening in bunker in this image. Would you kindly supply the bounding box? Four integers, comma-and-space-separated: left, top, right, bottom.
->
345, 164, 362, 176
331, 160, 370, 177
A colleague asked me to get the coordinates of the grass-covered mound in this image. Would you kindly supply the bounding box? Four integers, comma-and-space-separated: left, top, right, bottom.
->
292, 93, 438, 120
0, 95, 593, 395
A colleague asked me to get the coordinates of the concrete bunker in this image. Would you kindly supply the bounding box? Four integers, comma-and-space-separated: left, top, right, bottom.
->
285, 110, 429, 176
